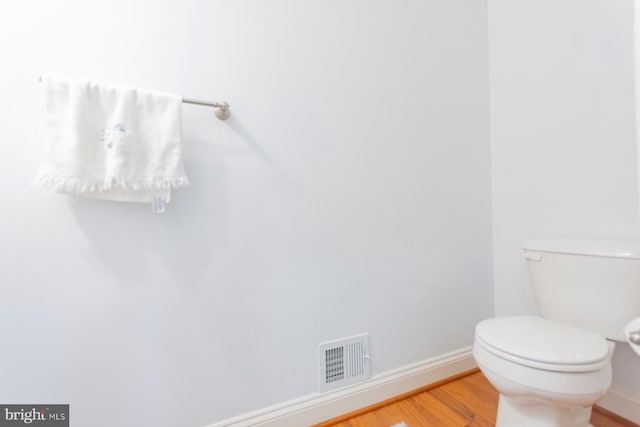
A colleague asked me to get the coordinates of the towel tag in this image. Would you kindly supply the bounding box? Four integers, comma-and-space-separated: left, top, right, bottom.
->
152, 196, 166, 213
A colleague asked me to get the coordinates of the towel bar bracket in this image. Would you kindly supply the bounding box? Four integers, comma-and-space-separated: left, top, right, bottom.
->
214, 103, 231, 120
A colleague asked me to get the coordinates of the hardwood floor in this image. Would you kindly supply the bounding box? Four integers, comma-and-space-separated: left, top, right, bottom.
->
315, 370, 638, 427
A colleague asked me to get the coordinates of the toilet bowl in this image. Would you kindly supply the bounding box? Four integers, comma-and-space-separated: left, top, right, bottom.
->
472, 237, 640, 427
474, 316, 612, 427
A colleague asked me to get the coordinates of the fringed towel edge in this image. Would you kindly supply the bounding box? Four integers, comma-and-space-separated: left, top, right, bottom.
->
33, 174, 190, 194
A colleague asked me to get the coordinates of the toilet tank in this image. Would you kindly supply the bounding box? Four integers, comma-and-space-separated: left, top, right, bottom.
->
524, 237, 640, 342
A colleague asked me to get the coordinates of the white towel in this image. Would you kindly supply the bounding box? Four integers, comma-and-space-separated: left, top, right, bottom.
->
34, 75, 189, 212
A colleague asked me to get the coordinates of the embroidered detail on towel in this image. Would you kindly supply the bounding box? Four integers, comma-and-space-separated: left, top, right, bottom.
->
101, 123, 127, 149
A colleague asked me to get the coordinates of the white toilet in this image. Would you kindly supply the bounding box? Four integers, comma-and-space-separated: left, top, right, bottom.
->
473, 237, 640, 427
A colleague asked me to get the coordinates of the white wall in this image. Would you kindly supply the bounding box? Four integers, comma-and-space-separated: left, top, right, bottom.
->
489, 0, 640, 398
0, 1, 492, 426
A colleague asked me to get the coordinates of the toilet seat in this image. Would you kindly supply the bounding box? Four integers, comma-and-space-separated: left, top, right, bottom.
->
475, 316, 610, 373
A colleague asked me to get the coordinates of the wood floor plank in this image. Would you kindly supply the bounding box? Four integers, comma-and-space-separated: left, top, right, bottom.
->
427, 388, 493, 427
434, 372, 498, 425
403, 394, 471, 426
592, 408, 639, 427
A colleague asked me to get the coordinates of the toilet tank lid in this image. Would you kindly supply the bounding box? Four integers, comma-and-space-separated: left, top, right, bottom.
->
524, 237, 640, 259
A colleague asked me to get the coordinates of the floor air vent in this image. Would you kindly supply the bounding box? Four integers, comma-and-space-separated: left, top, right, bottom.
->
318, 334, 370, 391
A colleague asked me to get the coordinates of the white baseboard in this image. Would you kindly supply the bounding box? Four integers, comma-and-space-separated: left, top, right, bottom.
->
597, 386, 640, 425
205, 347, 476, 427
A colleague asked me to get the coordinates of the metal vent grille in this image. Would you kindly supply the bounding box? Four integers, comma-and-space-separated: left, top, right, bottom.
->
325, 346, 345, 384
319, 334, 370, 391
